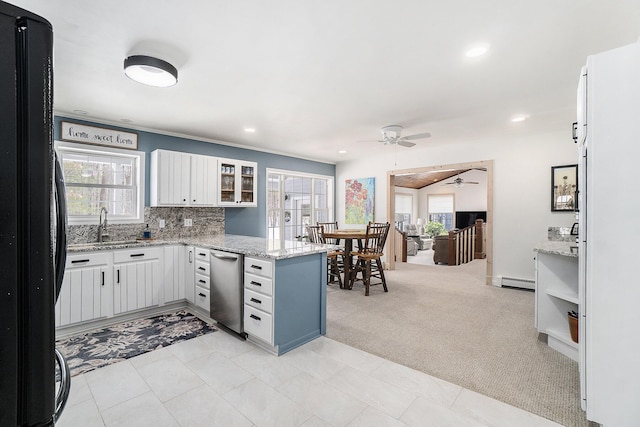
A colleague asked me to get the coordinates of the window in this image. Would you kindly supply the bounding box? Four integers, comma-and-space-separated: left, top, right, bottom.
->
266, 169, 333, 241
395, 193, 413, 229
55, 141, 145, 225
428, 194, 454, 230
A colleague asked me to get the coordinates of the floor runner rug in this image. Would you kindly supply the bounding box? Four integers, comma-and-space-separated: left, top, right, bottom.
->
56, 310, 216, 377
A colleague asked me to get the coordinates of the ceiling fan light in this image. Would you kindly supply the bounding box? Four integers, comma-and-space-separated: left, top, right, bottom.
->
124, 55, 178, 87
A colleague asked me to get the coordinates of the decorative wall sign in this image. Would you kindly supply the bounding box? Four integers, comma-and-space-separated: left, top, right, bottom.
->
345, 177, 375, 224
551, 164, 578, 212
61, 121, 138, 150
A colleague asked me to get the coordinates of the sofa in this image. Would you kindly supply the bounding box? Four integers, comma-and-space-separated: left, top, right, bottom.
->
433, 235, 450, 264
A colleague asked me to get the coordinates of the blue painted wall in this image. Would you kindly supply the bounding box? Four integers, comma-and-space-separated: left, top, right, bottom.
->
54, 116, 335, 237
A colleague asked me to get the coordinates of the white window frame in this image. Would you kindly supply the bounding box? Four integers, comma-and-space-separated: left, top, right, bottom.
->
427, 193, 455, 230
266, 168, 334, 242
55, 140, 145, 225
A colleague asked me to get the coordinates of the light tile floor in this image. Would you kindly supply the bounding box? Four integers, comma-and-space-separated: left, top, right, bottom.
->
58, 332, 561, 427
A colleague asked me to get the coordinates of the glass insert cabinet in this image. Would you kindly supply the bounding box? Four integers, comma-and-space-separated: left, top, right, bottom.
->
217, 159, 257, 206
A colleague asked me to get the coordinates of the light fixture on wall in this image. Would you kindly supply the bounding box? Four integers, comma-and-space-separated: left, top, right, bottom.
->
124, 55, 178, 87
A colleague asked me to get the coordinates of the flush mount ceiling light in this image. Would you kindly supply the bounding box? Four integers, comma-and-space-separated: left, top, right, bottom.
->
124, 55, 178, 87
465, 43, 489, 58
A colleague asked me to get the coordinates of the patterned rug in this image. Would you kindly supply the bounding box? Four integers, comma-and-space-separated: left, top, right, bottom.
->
56, 310, 217, 377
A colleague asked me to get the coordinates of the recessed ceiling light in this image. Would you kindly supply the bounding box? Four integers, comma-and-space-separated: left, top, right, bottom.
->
465, 44, 489, 58
73, 109, 88, 115
124, 55, 178, 87
244, 127, 256, 133
338, 150, 347, 154
511, 115, 528, 123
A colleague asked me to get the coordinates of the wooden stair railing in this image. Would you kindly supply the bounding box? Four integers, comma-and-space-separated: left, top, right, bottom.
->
447, 219, 485, 266
394, 227, 407, 263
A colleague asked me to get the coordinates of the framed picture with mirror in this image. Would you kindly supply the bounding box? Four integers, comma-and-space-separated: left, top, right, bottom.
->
551, 164, 578, 212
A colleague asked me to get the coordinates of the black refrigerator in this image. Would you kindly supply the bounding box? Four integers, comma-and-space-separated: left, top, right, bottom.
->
0, 1, 70, 425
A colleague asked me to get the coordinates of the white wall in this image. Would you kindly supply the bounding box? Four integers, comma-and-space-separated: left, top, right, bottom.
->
418, 169, 488, 217
336, 129, 577, 284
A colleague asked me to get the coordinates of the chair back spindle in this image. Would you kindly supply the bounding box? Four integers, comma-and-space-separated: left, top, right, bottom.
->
306, 225, 325, 244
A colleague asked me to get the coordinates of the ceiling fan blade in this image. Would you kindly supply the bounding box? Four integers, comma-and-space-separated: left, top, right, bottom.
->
466, 181, 480, 184
403, 132, 432, 140
396, 140, 416, 147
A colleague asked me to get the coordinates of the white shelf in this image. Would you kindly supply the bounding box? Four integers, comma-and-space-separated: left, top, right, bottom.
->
546, 328, 579, 362
546, 288, 579, 305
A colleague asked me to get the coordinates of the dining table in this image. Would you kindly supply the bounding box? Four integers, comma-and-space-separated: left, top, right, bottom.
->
322, 229, 367, 288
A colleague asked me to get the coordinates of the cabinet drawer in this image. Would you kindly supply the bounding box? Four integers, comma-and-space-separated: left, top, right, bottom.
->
244, 288, 273, 314
195, 273, 210, 290
194, 248, 210, 262
65, 252, 110, 269
113, 247, 162, 263
245, 257, 273, 278
195, 260, 210, 276
244, 305, 273, 344
195, 286, 210, 311
244, 272, 273, 296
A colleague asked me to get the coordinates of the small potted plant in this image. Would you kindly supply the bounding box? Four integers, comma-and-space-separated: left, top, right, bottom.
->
425, 221, 446, 239
568, 310, 578, 343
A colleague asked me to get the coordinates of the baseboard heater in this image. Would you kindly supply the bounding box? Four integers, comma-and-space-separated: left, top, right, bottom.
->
498, 276, 535, 290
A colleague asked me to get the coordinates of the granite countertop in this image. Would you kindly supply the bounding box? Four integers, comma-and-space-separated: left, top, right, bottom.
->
534, 240, 579, 258
67, 234, 338, 260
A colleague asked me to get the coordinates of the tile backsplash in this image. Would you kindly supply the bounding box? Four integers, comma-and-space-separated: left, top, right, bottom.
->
547, 226, 575, 242
67, 207, 225, 244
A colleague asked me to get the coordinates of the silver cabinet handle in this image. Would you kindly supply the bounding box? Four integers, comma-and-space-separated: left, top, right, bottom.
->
212, 253, 238, 261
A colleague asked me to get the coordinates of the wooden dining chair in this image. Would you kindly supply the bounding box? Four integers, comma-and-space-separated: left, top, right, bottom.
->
348, 222, 390, 296
306, 224, 344, 288
306, 224, 324, 244
317, 221, 340, 245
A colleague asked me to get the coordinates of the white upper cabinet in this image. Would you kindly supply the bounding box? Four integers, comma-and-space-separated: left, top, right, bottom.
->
150, 150, 217, 207
217, 158, 257, 207
190, 154, 217, 206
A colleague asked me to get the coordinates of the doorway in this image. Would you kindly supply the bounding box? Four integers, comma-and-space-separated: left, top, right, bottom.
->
386, 160, 493, 285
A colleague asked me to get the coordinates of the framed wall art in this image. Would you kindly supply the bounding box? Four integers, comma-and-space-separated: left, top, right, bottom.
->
345, 177, 375, 224
551, 164, 578, 212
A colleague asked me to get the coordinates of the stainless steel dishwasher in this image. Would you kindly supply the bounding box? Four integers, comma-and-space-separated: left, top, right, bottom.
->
209, 250, 245, 336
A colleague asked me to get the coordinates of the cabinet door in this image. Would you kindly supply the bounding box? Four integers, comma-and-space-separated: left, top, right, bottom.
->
184, 246, 195, 303
190, 155, 217, 206
217, 159, 257, 207
163, 245, 186, 304
155, 150, 190, 205
218, 159, 238, 205
113, 259, 161, 315
56, 266, 110, 326
237, 161, 257, 206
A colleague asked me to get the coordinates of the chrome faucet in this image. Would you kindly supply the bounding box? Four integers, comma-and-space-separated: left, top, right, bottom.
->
97, 207, 109, 242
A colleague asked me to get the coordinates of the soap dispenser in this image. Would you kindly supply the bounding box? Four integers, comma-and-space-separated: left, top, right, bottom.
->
143, 224, 151, 239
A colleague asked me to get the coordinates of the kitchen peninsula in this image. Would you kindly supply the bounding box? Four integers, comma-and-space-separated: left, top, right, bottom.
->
61, 235, 332, 355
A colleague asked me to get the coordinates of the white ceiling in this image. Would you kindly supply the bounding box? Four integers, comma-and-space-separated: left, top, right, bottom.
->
8, 0, 640, 164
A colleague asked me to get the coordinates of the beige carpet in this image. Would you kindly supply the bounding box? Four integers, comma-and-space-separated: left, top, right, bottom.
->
326, 260, 590, 427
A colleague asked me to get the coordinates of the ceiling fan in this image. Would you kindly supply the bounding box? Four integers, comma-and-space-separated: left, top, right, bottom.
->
365, 125, 431, 147
443, 174, 479, 187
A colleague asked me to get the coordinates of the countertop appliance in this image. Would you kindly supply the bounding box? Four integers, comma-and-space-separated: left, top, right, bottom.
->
0, 1, 70, 424
209, 250, 245, 336
576, 40, 640, 425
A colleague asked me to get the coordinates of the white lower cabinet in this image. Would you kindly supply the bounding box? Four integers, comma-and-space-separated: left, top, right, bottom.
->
113, 248, 162, 315
56, 252, 112, 327
163, 245, 186, 304
243, 256, 274, 345
193, 248, 211, 312
535, 250, 579, 361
